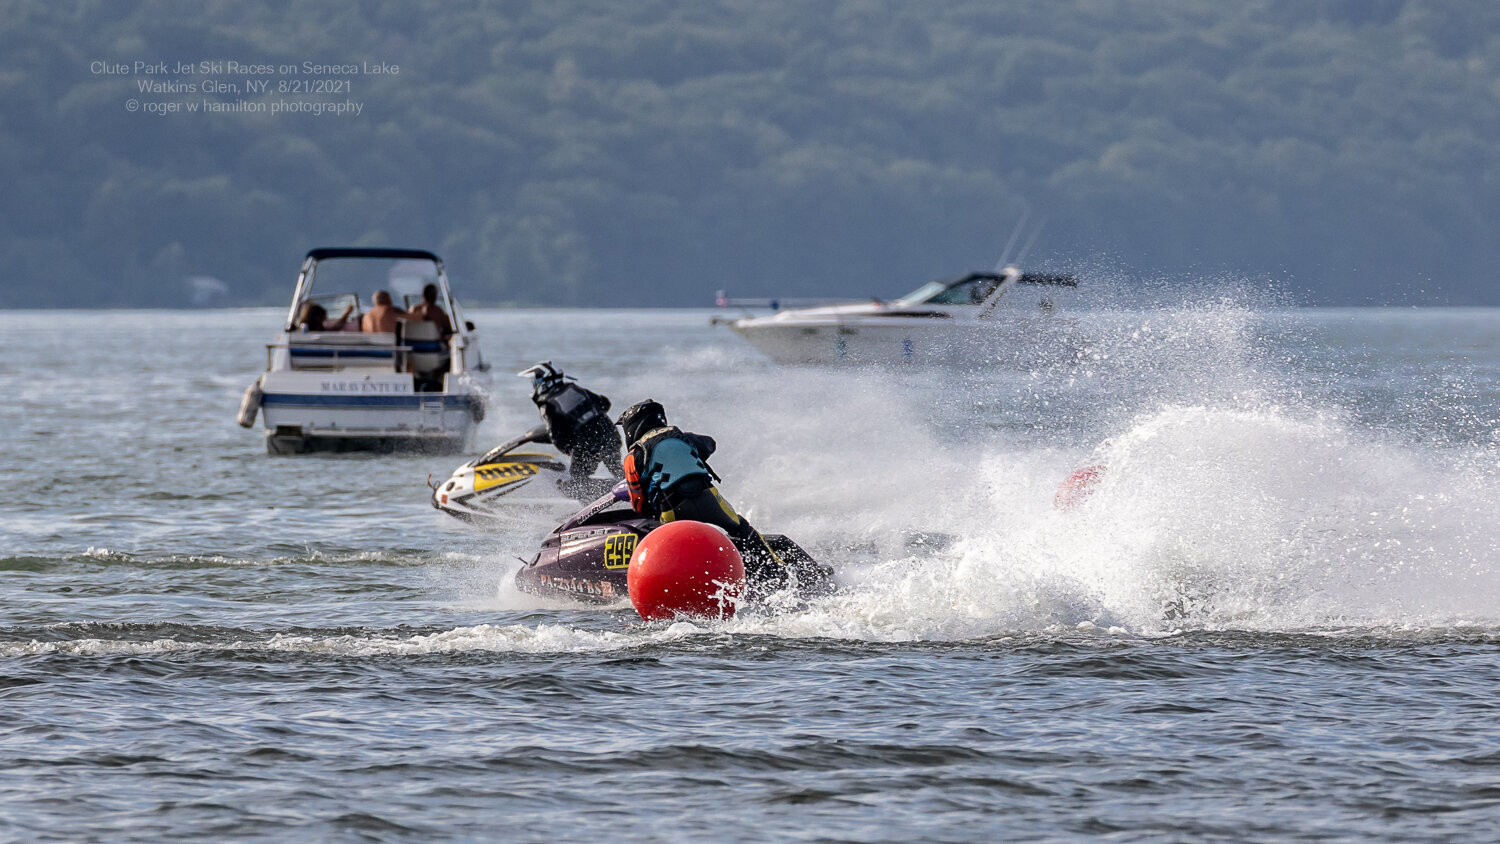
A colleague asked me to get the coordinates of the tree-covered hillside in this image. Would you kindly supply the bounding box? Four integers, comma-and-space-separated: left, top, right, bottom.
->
2, 0, 1497, 306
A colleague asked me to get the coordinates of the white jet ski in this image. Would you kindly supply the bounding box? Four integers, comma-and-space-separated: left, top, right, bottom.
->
430, 426, 612, 521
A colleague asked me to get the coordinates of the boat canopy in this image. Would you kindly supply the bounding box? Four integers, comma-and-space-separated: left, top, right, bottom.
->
285, 247, 456, 332
305, 247, 442, 263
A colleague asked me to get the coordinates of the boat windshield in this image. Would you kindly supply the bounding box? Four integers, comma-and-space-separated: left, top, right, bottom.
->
308, 291, 359, 315
896, 282, 947, 305
309, 257, 440, 302
896, 276, 1002, 306
292, 291, 361, 330
292, 256, 452, 331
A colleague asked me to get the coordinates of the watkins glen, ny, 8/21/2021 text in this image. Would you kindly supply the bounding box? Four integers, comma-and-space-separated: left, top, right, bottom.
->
90, 59, 397, 117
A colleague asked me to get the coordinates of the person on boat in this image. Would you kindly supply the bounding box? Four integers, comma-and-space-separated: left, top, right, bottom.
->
615, 399, 791, 587
408, 283, 454, 340
297, 301, 356, 332
360, 290, 406, 333
519, 362, 624, 499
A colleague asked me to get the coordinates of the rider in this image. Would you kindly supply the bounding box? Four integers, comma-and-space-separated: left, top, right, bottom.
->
615, 399, 792, 589
518, 362, 623, 499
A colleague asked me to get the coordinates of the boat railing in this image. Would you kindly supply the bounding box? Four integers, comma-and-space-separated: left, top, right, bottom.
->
267, 342, 414, 370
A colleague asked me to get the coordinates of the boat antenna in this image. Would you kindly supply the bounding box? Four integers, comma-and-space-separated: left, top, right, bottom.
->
995, 209, 1031, 271
1014, 216, 1047, 268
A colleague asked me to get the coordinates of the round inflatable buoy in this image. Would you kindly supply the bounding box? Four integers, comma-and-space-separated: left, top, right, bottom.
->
1054, 464, 1107, 510
627, 521, 746, 621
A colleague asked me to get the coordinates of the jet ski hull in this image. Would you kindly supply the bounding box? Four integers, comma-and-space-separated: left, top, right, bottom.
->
431, 450, 572, 520
515, 502, 832, 606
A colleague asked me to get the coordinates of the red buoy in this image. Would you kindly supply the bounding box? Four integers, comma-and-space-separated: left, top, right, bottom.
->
1054, 464, 1107, 510
627, 521, 746, 621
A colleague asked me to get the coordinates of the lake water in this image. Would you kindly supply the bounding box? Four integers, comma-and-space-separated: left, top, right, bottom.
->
3, 303, 1499, 841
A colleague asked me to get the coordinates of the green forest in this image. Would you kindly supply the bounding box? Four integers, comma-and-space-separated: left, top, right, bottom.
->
2, 0, 1497, 307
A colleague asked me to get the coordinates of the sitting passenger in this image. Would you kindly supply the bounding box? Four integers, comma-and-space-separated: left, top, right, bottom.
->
407, 283, 454, 340
361, 290, 406, 333
297, 301, 356, 332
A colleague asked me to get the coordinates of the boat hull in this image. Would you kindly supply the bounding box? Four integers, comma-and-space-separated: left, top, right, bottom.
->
258, 370, 484, 455
263, 429, 471, 455
730, 318, 1082, 366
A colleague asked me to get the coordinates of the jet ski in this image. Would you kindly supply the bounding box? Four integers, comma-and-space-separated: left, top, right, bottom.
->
431, 425, 596, 520
515, 483, 835, 606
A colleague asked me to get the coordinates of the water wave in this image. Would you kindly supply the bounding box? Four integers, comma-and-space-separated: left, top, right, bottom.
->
765, 404, 1500, 637
0, 620, 714, 658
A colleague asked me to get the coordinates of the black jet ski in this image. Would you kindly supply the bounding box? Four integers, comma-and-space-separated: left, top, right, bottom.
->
515, 484, 835, 605
432, 426, 616, 520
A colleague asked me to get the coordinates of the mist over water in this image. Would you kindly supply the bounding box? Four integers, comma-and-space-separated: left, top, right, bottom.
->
590, 296, 1500, 639
3, 296, 1500, 839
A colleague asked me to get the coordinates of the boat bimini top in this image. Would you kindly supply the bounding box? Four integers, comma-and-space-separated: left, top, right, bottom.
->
284, 247, 460, 332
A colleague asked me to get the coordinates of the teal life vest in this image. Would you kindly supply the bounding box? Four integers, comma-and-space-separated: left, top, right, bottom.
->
645, 436, 709, 498
628, 426, 713, 506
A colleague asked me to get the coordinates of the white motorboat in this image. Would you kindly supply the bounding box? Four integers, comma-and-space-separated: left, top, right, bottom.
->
237, 247, 489, 455
716, 267, 1082, 366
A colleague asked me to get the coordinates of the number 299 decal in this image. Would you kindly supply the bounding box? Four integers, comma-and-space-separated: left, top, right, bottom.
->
603, 532, 638, 569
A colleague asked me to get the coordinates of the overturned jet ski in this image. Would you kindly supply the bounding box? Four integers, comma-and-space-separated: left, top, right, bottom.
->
431, 425, 614, 520
515, 484, 835, 606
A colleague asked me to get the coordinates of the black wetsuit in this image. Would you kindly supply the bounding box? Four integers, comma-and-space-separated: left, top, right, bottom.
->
535, 383, 624, 499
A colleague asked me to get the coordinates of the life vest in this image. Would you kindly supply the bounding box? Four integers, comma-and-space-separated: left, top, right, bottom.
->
542, 383, 605, 430
623, 451, 645, 511
625, 426, 711, 511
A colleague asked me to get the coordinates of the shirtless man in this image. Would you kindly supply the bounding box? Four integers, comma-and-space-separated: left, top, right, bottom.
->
407, 283, 454, 339
361, 290, 405, 333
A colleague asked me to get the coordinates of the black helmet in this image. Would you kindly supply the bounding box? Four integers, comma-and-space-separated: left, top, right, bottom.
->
616, 399, 667, 446
517, 361, 565, 401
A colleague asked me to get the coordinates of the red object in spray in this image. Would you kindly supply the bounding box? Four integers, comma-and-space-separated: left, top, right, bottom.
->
1054, 464, 1107, 510
627, 521, 746, 621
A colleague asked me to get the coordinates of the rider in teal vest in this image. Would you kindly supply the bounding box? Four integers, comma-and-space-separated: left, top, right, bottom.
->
617, 400, 789, 587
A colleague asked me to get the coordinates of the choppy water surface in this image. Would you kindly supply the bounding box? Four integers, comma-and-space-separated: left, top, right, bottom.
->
3, 303, 1500, 841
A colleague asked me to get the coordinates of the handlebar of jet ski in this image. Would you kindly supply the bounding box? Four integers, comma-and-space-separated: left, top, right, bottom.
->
475, 424, 551, 464
556, 481, 633, 532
